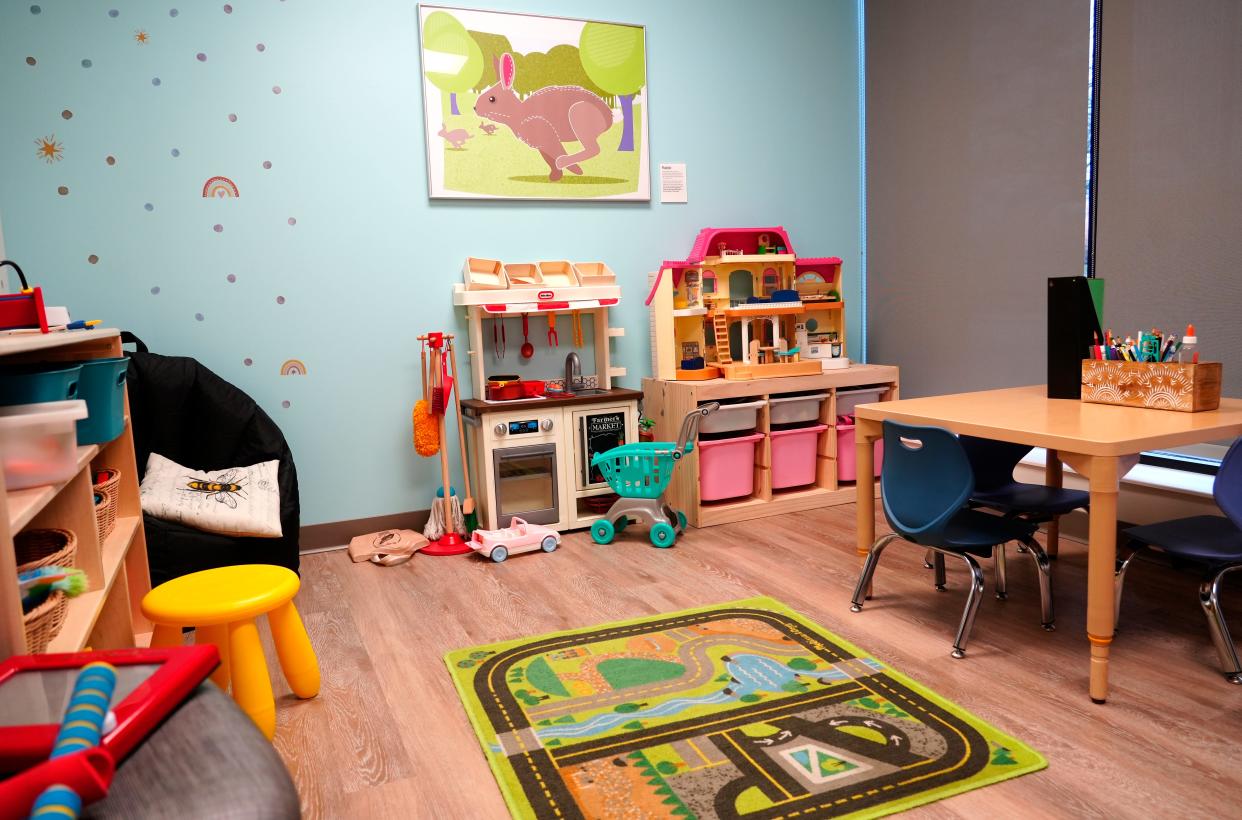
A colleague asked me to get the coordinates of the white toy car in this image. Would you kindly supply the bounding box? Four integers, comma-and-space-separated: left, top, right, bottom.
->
469, 517, 561, 563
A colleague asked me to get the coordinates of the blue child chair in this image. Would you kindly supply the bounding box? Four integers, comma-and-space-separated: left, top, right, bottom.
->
850, 421, 1055, 658
1115, 438, 1242, 684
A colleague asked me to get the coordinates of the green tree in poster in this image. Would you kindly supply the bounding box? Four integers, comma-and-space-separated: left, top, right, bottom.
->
578, 22, 645, 151
423, 11, 483, 116
469, 30, 516, 92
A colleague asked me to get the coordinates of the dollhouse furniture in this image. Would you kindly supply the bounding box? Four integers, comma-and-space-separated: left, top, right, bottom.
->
454, 259, 640, 532
850, 385, 1242, 703
0, 329, 152, 658
641, 365, 899, 527
647, 227, 848, 382
142, 564, 320, 740
849, 421, 1056, 659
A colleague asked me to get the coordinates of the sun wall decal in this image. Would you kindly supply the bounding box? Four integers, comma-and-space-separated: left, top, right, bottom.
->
134, 30, 150, 45
35, 135, 63, 164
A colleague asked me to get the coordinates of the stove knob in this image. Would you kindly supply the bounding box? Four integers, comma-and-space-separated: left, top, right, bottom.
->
493, 423, 507, 437
540, 418, 554, 432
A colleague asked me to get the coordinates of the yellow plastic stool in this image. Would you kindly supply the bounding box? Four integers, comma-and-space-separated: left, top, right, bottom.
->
141, 565, 320, 739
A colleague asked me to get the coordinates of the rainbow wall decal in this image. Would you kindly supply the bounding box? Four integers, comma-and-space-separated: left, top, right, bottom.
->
202, 176, 239, 198
280, 359, 307, 376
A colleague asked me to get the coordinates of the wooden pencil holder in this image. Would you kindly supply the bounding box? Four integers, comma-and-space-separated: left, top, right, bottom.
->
1080, 360, 1222, 412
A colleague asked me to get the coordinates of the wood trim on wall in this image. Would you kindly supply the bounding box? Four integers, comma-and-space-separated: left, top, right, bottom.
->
300, 509, 431, 551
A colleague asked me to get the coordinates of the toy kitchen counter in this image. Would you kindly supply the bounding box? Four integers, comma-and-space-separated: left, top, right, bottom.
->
461, 387, 641, 533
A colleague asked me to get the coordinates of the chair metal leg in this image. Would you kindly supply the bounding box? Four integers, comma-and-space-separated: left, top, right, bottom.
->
933, 552, 946, 590
923, 549, 934, 570
1020, 536, 1056, 631
851, 535, 900, 611
951, 553, 986, 659
994, 544, 1008, 600
1114, 543, 1141, 629
1199, 566, 1242, 685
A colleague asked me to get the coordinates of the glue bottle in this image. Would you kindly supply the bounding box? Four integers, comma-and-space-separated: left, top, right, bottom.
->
1180, 324, 1197, 363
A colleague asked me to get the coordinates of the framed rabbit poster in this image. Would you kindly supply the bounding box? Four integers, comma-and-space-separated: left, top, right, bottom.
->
417, 5, 651, 201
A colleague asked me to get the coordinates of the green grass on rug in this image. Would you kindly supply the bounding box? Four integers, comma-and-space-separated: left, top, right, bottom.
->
446, 596, 1045, 819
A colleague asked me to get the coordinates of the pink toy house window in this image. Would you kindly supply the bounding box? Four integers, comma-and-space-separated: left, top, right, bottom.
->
702, 270, 717, 294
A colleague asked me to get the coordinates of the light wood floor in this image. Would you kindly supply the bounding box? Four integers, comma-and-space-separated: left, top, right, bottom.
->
262, 503, 1242, 819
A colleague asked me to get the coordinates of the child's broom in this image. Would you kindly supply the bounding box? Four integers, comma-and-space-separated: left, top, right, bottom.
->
446, 336, 477, 533
419, 333, 471, 556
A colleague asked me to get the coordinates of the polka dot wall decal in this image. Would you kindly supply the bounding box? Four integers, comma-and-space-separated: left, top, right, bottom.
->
169, 8, 179, 17
88, 255, 100, 264
144, 203, 154, 211
31, 5, 41, 14
228, 113, 237, 122
61, 109, 73, 120
81, 59, 92, 68
256, 43, 266, 52
223, 4, 233, 13
275, 295, 286, 305
262, 160, 271, 169
196, 53, 207, 62
213, 224, 223, 233
227, 274, 237, 283
170, 148, 180, 157
57, 186, 68, 195
150, 286, 160, 294
26, 57, 37, 66
287, 217, 296, 226
244, 358, 253, 366
106, 155, 116, 165
108, 9, 119, 18
272, 85, 282, 95
152, 77, 161, 86
281, 401, 291, 409
195, 313, 204, 321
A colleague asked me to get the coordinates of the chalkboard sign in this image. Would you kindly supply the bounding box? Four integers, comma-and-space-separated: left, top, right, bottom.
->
581, 411, 628, 486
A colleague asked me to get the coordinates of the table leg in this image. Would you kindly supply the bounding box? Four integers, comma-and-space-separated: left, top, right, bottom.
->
229, 618, 276, 739
855, 419, 880, 563
1084, 455, 1120, 703
1045, 449, 1063, 558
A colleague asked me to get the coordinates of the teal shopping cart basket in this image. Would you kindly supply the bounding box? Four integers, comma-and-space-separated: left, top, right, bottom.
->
589, 402, 718, 548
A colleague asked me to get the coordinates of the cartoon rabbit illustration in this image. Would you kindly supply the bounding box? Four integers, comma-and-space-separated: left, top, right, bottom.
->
475, 53, 613, 181
438, 125, 472, 150
478, 121, 498, 136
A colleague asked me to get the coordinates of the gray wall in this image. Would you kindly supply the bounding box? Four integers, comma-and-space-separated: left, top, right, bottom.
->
866, 0, 1090, 397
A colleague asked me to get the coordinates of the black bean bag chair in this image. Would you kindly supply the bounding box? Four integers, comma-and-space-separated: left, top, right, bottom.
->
123, 333, 300, 586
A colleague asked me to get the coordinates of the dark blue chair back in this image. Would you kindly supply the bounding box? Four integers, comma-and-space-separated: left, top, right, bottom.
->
958, 435, 1033, 491
881, 421, 974, 542
1214, 438, 1242, 528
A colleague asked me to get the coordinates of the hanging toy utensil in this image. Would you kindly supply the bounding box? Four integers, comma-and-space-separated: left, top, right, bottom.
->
521, 313, 534, 359
547, 312, 559, 347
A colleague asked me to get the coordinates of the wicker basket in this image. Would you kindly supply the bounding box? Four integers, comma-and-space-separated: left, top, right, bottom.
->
92, 468, 121, 543
23, 590, 68, 652
15, 528, 78, 573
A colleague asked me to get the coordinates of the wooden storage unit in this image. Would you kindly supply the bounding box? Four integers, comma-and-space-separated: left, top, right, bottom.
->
0, 329, 151, 657
642, 364, 899, 527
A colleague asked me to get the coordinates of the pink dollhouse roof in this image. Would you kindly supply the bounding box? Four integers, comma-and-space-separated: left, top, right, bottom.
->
796, 257, 843, 266
688, 227, 795, 262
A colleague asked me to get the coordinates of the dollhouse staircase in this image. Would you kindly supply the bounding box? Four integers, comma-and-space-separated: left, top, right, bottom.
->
711, 311, 732, 365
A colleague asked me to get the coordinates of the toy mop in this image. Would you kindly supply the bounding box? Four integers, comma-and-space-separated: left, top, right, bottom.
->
416, 332, 472, 556
589, 403, 718, 548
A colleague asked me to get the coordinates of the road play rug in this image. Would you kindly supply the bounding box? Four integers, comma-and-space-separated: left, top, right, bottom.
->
446, 596, 1045, 819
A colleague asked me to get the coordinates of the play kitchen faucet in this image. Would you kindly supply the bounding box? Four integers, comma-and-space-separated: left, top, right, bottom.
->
564, 351, 583, 394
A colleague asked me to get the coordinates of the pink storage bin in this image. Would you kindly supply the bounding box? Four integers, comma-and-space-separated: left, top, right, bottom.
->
836, 421, 884, 481
770, 423, 828, 489
698, 432, 764, 501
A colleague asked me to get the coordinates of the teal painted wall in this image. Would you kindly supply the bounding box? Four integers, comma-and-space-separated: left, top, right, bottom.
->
0, 0, 861, 526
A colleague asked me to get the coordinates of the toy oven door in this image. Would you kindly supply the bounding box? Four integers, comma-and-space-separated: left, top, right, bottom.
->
492, 443, 560, 527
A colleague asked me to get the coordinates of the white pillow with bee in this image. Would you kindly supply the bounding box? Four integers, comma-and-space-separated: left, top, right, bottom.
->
139, 452, 283, 538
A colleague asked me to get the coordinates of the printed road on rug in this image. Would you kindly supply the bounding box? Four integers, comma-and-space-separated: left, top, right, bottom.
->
446, 596, 1045, 819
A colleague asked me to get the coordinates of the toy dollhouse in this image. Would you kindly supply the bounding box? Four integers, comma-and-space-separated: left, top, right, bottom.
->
646, 227, 848, 381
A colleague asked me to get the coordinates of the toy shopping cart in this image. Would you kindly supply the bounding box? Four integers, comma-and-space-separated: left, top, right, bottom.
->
589, 402, 719, 548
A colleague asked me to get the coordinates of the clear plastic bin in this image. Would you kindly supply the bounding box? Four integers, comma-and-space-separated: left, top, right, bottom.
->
836, 386, 887, 417
0, 400, 88, 490
698, 399, 765, 434
768, 392, 828, 425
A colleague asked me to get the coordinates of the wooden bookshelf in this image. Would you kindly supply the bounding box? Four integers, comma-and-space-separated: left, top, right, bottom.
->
0, 329, 151, 658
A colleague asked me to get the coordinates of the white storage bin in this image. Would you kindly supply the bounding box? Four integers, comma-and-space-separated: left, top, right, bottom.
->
836, 386, 887, 417
698, 399, 766, 434
768, 392, 828, 425
0, 400, 88, 490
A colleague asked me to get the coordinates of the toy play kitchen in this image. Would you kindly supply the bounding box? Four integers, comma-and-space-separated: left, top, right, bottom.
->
454, 258, 639, 532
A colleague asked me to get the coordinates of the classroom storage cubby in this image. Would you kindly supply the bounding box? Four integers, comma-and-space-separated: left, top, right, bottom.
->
0, 329, 152, 657
641, 365, 899, 527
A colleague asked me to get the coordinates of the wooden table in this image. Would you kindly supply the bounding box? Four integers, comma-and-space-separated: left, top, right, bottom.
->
853, 385, 1242, 702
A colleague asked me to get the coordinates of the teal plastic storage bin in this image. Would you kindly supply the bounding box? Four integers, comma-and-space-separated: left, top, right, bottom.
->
0, 364, 82, 406
73, 357, 128, 444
